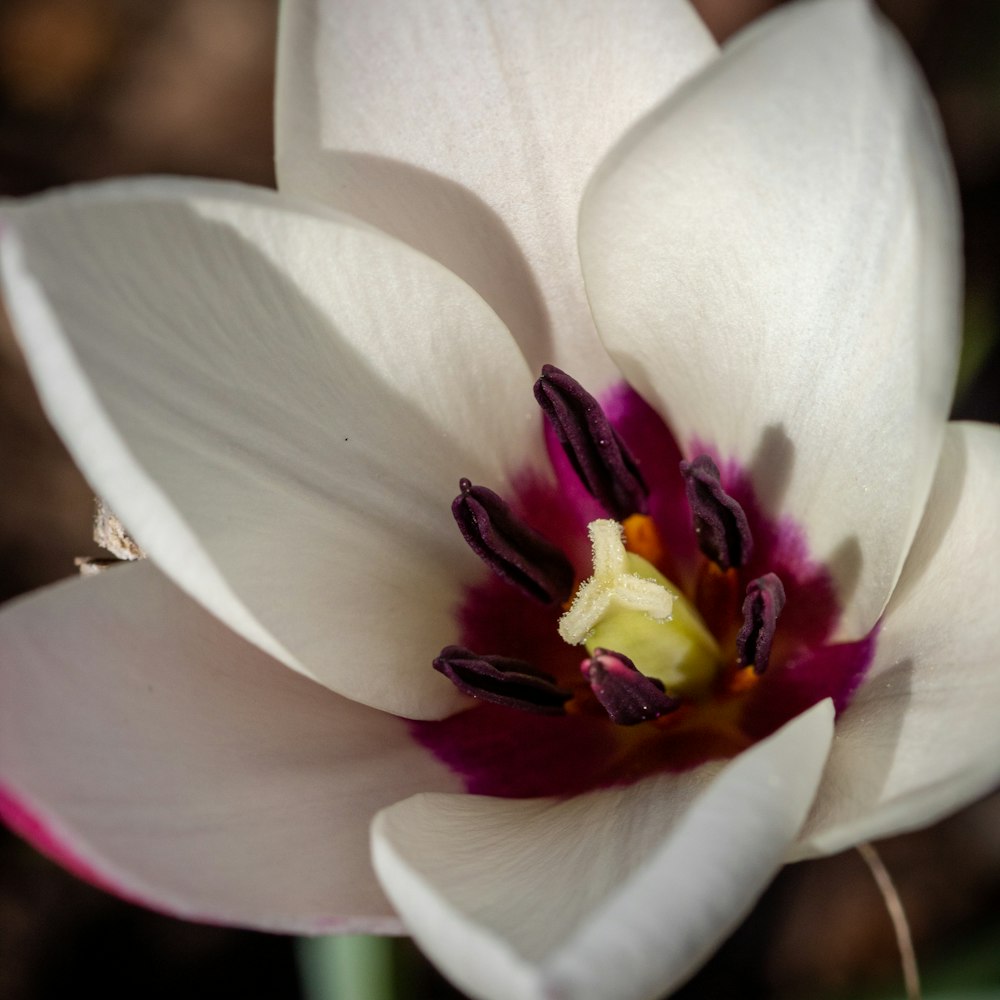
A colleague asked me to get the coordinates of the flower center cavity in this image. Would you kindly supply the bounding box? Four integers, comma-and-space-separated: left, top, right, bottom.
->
416, 367, 878, 797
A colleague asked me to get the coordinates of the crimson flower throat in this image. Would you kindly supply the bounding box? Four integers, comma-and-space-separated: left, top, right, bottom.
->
415, 367, 877, 797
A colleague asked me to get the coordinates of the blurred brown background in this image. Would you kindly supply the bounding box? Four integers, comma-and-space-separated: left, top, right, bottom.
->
0, 1, 998, 998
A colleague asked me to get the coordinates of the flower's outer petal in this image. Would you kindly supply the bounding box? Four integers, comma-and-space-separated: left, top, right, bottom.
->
275, 0, 718, 388
0, 561, 462, 932
0, 178, 540, 719
580, 0, 961, 638
794, 423, 1000, 858
372, 701, 834, 1000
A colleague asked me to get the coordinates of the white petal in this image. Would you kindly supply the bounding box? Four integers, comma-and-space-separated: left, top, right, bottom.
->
795, 423, 1000, 858
0, 562, 461, 931
372, 701, 834, 1000
275, 0, 718, 387
0, 178, 539, 718
580, 0, 961, 637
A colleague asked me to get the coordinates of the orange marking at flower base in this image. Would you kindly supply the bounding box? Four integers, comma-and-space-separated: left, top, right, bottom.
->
622, 513, 664, 566
726, 665, 760, 696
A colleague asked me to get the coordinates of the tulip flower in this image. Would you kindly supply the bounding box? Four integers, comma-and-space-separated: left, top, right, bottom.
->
1, 1, 998, 999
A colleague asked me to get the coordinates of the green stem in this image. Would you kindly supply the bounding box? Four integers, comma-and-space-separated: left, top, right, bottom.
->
296, 934, 397, 1000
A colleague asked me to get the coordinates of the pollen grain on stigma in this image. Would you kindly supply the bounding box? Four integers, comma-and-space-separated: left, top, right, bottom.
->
416, 367, 878, 797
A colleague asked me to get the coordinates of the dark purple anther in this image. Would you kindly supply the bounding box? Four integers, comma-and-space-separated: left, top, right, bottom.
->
736, 573, 786, 674
453, 479, 575, 605
534, 365, 648, 520
433, 646, 573, 715
680, 455, 753, 570
581, 649, 678, 726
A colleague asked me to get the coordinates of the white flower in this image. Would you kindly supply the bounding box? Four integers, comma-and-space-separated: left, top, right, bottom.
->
1, 2, 998, 999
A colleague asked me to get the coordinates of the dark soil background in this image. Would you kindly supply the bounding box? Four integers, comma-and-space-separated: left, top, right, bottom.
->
1, 2, 998, 998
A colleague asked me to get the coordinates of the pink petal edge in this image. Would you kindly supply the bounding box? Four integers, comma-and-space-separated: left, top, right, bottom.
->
0, 782, 402, 935
0, 781, 144, 902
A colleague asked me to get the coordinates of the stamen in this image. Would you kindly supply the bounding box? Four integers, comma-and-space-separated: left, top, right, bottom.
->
433, 645, 572, 715
680, 455, 753, 570
534, 365, 648, 520
559, 520, 673, 645
736, 573, 786, 673
581, 649, 678, 725
453, 479, 575, 605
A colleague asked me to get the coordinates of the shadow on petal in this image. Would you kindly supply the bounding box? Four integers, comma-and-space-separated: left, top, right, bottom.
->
826, 535, 864, 618
747, 422, 866, 622
749, 421, 794, 516
793, 658, 914, 856
889, 430, 968, 608
287, 149, 554, 372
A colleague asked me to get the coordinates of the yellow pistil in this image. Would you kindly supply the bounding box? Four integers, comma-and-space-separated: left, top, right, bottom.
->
559, 520, 672, 643
559, 520, 722, 697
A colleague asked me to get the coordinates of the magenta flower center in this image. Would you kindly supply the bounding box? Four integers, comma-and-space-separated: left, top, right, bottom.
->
414, 369, 877, 797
